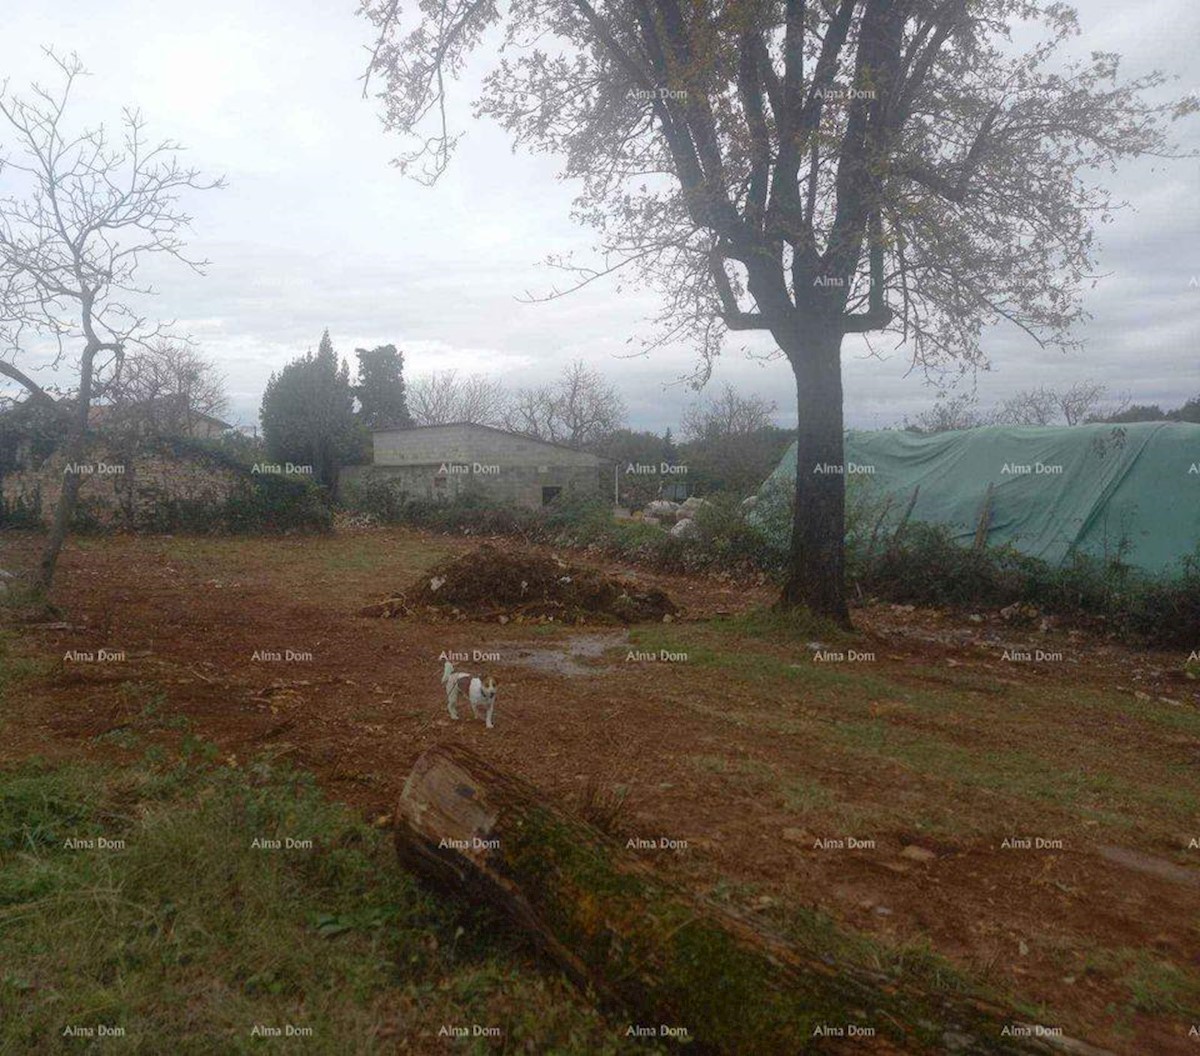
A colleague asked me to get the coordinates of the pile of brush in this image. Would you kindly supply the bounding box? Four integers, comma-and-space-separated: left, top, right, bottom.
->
359, 544, 678, 624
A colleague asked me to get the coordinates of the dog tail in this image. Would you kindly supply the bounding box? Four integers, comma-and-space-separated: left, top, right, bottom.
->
442, 660, 471, 687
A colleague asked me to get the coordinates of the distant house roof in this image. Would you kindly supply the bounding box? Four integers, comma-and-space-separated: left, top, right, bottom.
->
372, 421, 612, 461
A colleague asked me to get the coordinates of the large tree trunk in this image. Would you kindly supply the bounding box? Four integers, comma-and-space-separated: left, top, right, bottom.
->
38, 343, 99, 590
781, 326, 850, 624
394, 744, 1087, 1055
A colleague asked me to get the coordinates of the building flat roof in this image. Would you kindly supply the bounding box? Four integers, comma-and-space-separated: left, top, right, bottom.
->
372, 421, 612, 462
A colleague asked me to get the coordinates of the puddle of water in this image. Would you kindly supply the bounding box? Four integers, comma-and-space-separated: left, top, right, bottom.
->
1097, 845, 1200, 888
507, 632, 628, 677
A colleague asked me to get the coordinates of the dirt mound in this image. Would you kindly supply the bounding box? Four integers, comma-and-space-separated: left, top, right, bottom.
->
360, 544, 678, 624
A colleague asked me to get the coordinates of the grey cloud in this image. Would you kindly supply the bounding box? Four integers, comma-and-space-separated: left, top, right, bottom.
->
1, 0, 1196, 434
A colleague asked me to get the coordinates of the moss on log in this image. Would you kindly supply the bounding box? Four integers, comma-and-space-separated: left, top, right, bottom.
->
394, 743, 1101, 1055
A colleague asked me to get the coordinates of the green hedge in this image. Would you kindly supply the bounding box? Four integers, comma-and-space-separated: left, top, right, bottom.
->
0, 491, 43, 530
857, 522, 1200, 648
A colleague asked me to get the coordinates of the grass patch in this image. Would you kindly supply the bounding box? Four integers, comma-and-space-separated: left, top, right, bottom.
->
709, 605, 852, 645
0, 577, 58, 625
661, 629, 1198, 843
0, 632, 46, 697
691, 755, 874, 834
830, 719, 1189, 832
1082, 948, 1200, 1017
151, 532, 452, 607
706, 878, 1012, 1005
0, 749, 654, 1054
0, 631, 54, 742
692, 755, 774, 782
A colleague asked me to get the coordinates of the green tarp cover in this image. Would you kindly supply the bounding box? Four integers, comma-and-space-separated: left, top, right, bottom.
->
760, 422, 1200, 575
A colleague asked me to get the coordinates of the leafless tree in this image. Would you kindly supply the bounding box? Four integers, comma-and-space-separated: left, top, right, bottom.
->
0, 50, 221, 587
407, 370, 458, 425
552, 360, 627, 447
504, 360, 626, 448
455, 372, 508, 426
1054, 380, 1108, 426
503, 383, 556, 439
991, 386, 1057, 426
408, 368, 508, 426
681, 382, 777, 442
102, 340, 228, 437
361, 0, 1194, 621
991, 380, 1108, 426
903, 392, 984, 433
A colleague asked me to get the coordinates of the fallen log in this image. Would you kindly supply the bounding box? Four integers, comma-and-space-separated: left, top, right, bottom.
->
395, 744, 1099, 1055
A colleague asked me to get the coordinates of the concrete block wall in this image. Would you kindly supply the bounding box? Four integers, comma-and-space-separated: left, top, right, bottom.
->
356, 424, 608, 508
341, 462, 605, 509
372, 424, 604, 470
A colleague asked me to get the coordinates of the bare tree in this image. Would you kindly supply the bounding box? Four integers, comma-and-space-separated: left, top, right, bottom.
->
1055, 380, 1108, 426
504, 361, 626, 448
552, 360, 627, 447
903, 392, 984, 433
991, 386, 1057, 426
408, 368, 508, 426
361, 0, 1193, 622
992, 380, 1108, 426
0, 50, 221, 587
407, 370, 459, 425
503, 383, 556, 439
681, 383, 777, 442
103, 340, 229, 437
455, 372, 509, 426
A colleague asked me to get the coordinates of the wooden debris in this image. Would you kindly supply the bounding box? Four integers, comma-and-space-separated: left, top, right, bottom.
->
394, 743, 1090, 1055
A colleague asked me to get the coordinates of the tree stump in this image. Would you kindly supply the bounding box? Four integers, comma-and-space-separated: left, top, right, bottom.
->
394, 744, 1098, 1055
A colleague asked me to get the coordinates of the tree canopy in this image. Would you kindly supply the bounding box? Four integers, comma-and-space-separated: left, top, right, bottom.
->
354, 344, 411, 430
260, 331, 357, 489
358, 1, 1194, 617
361, 0, 1192, 373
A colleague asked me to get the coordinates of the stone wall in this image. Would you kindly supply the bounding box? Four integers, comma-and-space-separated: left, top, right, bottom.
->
1, 441, 244, 528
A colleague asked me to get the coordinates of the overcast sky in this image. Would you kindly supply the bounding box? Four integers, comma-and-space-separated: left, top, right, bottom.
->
2, 0, 1197, 431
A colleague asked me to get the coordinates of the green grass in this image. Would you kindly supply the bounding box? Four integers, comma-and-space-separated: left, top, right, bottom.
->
0, 749, 656, 1055
153, 531, 451, 602
708, 605, 852, 645
0, 633, 43, 693
831, 717, 1198, 829
636, 623, 1200, 844
1120, 955, 1200, 1016
692, 754, 883, 835
0, 631, 54, 741
704, 876, 1023, 1010
1081, 948, 1200, 1018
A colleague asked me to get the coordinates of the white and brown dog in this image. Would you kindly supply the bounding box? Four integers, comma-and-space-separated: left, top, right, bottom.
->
441, 660, 498, 729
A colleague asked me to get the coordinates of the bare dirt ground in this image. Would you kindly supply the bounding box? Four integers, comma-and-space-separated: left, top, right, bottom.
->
2, 526, 1198, 1053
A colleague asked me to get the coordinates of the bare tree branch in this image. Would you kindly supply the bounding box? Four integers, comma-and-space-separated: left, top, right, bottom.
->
0, 49, 222, 586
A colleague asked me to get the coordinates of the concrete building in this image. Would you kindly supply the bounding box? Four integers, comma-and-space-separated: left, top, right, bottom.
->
344, 423, 610, 508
